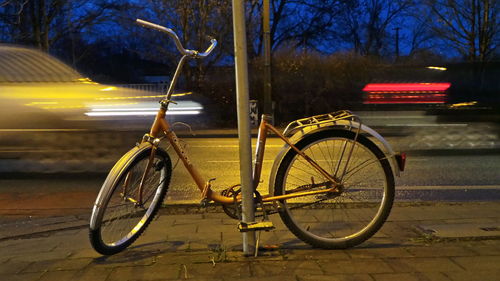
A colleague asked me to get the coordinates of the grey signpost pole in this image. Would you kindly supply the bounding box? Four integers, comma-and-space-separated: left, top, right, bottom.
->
263, 0, 272, 117
231, 0, 256, 256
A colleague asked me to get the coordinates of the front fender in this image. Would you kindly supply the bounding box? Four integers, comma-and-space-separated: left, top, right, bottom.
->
268, 121, 401, 196
90, 142, 154, 230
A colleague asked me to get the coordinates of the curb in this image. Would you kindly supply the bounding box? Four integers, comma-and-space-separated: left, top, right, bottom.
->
0, 216, 89, 241
1, 201, 496, 242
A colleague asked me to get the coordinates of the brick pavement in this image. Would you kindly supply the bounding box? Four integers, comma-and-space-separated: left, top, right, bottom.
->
0, 202, 499, 281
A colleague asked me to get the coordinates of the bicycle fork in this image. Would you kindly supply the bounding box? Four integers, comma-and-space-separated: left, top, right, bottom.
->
121, 135, 161, 207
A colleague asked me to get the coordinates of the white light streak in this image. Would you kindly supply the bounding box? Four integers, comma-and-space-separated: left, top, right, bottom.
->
85, 110, 201, 116
90, 107, 202, 112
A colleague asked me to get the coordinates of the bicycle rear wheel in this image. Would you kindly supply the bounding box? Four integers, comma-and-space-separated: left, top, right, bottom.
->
274, 129, 394, 249
89, 144, 171, 255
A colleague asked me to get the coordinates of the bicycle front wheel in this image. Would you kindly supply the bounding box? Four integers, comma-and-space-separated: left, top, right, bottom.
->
89, 144, 171, 255
274, 129, 394, 249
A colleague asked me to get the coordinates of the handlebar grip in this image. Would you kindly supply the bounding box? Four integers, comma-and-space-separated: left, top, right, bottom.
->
196, 38, 217, 58
136, 18, 194, 56
136, 19, 173, 33
136, 18, 217, 58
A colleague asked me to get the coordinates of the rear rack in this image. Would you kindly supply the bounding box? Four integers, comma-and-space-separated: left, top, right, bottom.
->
282, 110, 362, 136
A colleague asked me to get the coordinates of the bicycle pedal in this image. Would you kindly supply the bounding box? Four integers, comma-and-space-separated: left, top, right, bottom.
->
200, 198, 210, 208
238, 221, 275, 232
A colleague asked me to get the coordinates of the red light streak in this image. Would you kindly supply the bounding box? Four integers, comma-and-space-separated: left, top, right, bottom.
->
362, 82, 450, 104
363, 83, 451, 92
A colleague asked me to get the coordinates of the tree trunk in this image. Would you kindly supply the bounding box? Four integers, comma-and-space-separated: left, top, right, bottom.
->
29, 1, 41, 48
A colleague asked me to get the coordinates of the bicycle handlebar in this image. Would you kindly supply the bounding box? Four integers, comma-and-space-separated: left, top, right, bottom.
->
136, 19, 217, 58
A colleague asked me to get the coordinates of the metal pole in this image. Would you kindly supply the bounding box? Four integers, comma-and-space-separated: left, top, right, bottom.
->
231, 0, 256, 256
394, 27, 400, 62
263, 0, 272, 117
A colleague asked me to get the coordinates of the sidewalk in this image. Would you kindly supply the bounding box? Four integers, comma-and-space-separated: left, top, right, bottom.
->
0, 202, 499, 281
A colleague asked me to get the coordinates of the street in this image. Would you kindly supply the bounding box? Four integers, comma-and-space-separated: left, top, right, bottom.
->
0, 137, 499, 223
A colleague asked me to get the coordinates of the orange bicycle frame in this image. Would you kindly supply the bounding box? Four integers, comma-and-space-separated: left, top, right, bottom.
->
144, 107, 341, 206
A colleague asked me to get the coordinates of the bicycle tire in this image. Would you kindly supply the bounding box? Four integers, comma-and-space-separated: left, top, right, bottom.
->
89, 143, 172, 255
274, 129, 394, 249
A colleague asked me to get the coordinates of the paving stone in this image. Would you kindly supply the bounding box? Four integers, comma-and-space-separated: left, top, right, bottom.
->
263, 233, 307, 250
155, 252, 214, 265
180, 262, 252, 280
189, 240, 221, 251
0, 237, 57, 256
22, 259, 57, 273
385, 211, 414, 222
172, 214, 204, 224
346, 247, 414, 259
54, 240, 90, 253
48, 258, 93, 271
218, 250, 283, 263
377, 222, 413, 236
52, 228, 82, 237
151, 215, 175, 226
0, 260, 32, 274
0, 272, 44, 281
89, 252, 156, 268
297, 273, 374, 281
153, 239, 190, 251
283, 249, 350, 260
127, 241, 176, 254
71, 267, 113, 281
1, 203, 500, 281
363, 237, 405, 247
221, 218, 239, 226
444, 270, 500, 281
70, 248, 103, 259
451, 256, 500, 271
406, 245, 477, 257
417, 223, 500, 239
38, 270, 79, 281
166, 225, 200, 240
413, 272, 454, 281
236, 277, 295, 281
384, 257, 464, 273
252, 250, 283, 261
7, 249, 72, 263
468, 241, 500, 256
402, 207, 458, 221
371, 273, 422, 281
106, 264, 180, 281
197, 224, 237, 235
443, 218, 497, 224
135, 229, 168, 245
199, 213, 225, 220
263, 229, 297, 241
317, 259, 393, 274
251, 260, 322, 277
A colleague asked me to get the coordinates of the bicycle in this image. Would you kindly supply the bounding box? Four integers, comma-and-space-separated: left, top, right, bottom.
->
89, 19, 406, 255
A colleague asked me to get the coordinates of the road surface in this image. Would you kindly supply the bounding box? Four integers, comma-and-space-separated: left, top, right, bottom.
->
0, 137, 499, 223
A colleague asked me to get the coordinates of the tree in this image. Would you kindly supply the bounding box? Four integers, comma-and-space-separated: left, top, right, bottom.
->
140, 0, 234, 86
335, 0, 415, 57
426, 0, 499, 62
247, 0, 342, 56
0, 0, 27, 41
0, 0, 117, 52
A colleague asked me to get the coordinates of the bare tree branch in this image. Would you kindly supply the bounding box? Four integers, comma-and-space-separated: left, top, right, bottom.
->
425, 0, 499, 61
